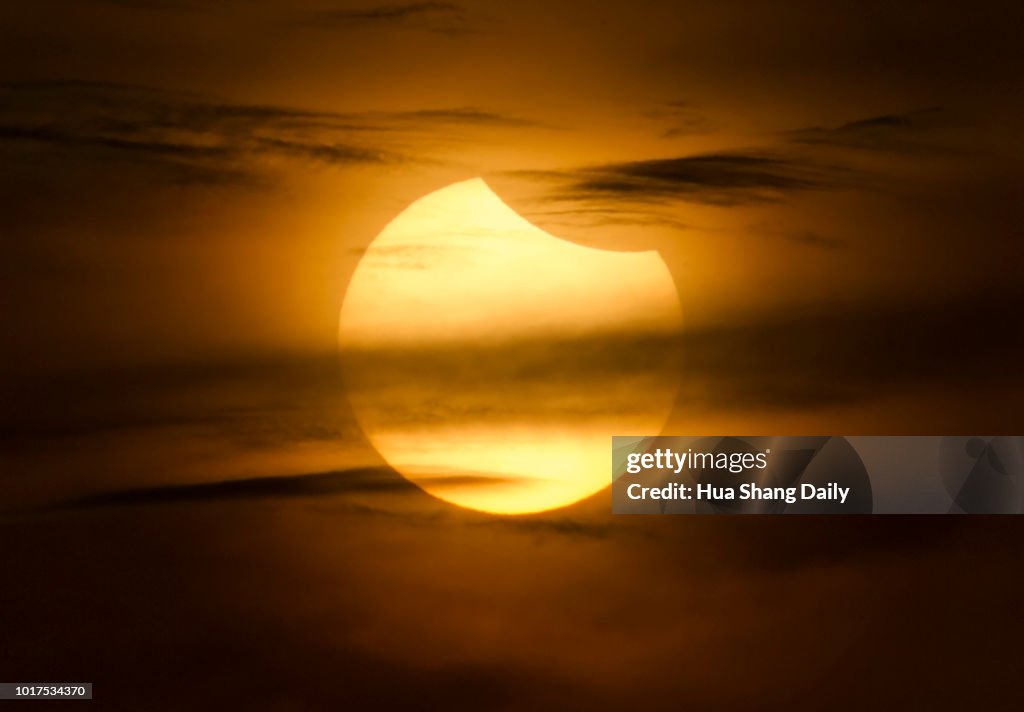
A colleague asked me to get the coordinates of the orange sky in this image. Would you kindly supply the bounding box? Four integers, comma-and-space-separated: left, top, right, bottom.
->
2, 0, 1023, 502
3, 2, 1024, 709
2, 1, 1023, 373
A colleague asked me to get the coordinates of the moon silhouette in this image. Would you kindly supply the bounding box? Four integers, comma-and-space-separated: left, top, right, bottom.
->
339, 178, 682, 514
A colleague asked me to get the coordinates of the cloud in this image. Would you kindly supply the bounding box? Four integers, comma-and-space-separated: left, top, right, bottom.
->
527, 205, 691, 232
781, 230, 844, 250
749, 225, 844, 251
0, 80, 390, 185
523, 151, 849, 208
643, 100, 718, 139
474, 516, 617, 539
53, 468, 415, 510
303, 2, 468, 35
12, 287, 1022, 455
0, 123, 234, 159
396, 107, 544, 128
46, 462, 625, 540
0, 349, 353, 444
785, 107, 949, 153
672, 290, 1024, 413
317, 1, 462, 22
47, 467, 621, 540
252, 136, 386, 164
0, 79, 541, 184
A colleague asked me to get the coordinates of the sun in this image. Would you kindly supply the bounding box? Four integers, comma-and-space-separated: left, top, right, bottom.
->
339, 178, 681, 514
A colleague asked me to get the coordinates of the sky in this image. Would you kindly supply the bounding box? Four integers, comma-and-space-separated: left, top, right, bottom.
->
2, 1, 1024, 708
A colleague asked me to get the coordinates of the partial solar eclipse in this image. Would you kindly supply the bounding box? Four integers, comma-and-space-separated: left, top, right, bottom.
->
339, 178, 682, 514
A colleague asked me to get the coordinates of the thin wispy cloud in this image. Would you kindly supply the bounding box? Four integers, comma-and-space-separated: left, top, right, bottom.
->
318, 1, 461, 22
302, 1, 469, 35
517, 151, 851, 209
52, 468, 409, 510
0, 79, 541, 184
643, 100, 718, 138
785, 107, 949, 153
